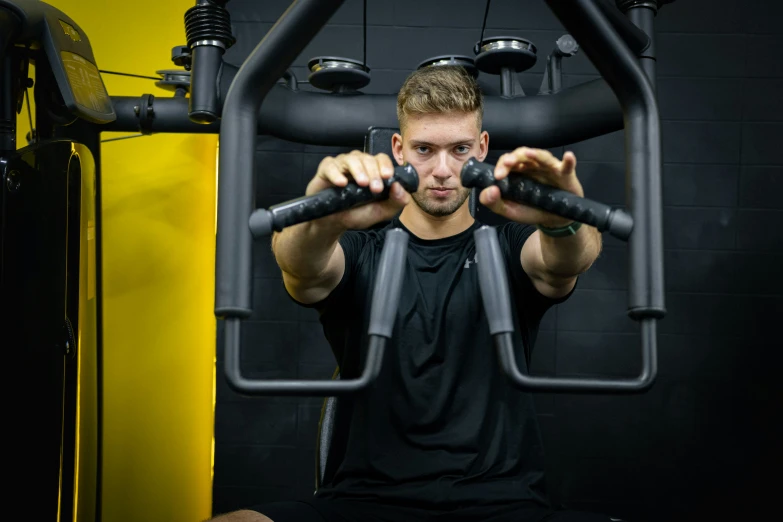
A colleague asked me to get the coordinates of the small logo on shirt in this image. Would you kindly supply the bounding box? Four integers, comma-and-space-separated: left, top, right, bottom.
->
464, 254, 478, 269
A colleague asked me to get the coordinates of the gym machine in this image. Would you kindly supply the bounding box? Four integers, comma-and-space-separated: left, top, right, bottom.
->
216, 0, 667, 395
0, 0, 672, 519
1, 1, 110, 521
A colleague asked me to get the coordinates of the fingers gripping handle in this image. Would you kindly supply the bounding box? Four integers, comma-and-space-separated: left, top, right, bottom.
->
368, 229, 409, 338
474, 226, 515, 335
461, 158, 634, 241
249, 164, 419, 237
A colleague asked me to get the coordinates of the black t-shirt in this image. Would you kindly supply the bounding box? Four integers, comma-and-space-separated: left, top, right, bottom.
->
291, 217, 574, 510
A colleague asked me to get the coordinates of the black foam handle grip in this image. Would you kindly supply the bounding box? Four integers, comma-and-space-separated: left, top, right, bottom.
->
474, 226, 515, 335
249, 163, 419, 237
368, 228, 409, 338
461, 157, 634, 241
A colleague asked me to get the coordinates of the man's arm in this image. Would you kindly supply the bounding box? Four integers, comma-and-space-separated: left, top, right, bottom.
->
272, 150, 410, 304
479, 147, 602, 299
272, 222, 346, 305
520, 225, 602, 299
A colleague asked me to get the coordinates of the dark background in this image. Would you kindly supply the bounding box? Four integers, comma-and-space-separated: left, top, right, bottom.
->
212, 1, 783, 520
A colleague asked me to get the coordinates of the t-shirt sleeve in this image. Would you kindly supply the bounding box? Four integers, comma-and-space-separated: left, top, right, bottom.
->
284, 230, 371, 314
496, 222, 578, 315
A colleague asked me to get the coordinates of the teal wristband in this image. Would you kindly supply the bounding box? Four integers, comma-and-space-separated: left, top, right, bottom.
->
536, 220, 582, 237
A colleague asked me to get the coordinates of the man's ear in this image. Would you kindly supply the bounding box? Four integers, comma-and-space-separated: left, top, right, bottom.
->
477, 130, 489, 162
391, 133, 404, 166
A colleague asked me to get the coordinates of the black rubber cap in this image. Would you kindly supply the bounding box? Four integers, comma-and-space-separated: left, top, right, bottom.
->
249, 209, 274, 238
395, 163, 419, 193
608, 208, 634, 241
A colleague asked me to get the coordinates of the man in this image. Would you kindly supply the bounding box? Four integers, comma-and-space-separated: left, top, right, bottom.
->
211, 66, 605, 522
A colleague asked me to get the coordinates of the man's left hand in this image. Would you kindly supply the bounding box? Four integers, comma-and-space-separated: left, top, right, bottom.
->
478, 147, 584, 228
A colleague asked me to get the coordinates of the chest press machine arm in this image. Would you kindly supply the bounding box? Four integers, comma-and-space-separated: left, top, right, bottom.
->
217, 0, 416, 397
474, 0, 664, 394
215, 0, 664, 396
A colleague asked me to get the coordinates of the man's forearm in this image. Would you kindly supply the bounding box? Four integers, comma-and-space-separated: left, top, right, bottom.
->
538, 225, 602, 277
271, 220, 345, 280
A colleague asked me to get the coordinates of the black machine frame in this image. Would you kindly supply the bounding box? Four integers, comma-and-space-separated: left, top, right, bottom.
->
211, 0, 667, 395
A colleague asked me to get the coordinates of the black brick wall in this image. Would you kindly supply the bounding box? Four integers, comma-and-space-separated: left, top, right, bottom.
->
213, 1, 783, 520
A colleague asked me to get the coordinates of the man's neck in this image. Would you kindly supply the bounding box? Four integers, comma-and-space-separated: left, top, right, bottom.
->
398, 202, 474, 240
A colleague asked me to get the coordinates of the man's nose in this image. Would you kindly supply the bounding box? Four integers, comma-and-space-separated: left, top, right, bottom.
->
432, 152, 454, 180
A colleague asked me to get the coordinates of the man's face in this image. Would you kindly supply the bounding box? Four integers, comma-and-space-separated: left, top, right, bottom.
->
393, 112, 489, 218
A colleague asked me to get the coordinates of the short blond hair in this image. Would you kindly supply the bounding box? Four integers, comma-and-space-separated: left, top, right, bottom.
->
396, 65, 483, 133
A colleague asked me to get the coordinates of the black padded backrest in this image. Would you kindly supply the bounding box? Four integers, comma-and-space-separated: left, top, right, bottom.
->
314, 131, 483, 492
363, 127, 403, 229
363, 126, 398, 157
316, 369, 340, 490
315, 369, 349, 492
364, 126, 477, 217
314, 128, 399, 491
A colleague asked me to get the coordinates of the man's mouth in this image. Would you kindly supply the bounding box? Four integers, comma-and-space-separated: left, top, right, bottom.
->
429, 187, 453, 197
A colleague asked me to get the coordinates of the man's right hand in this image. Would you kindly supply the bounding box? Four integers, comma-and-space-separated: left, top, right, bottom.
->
306, 150, 412, 231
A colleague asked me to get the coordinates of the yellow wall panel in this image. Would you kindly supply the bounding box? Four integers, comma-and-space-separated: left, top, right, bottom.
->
44, 1, 218, 521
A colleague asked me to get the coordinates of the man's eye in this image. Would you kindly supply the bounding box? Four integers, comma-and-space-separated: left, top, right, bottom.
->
455, 146, 470, 154
416, 146, 429, 154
